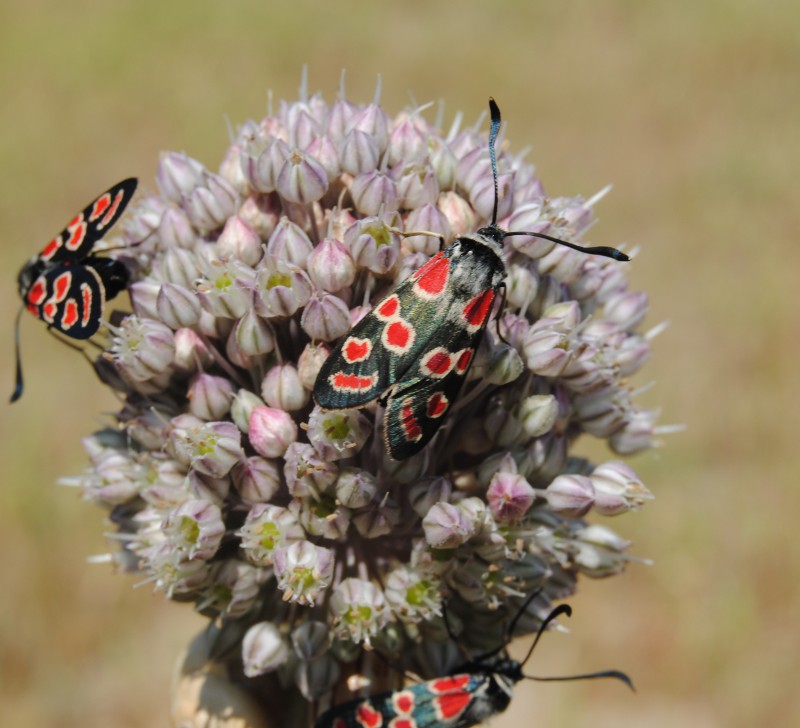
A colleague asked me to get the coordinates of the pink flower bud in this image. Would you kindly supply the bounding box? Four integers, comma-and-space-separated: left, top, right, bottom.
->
217, 216, 263, 267
267, 218, 314, 269
306, 238, 357, 292
351, 170, 398, 216
157, 282, 201, 329
544, 474, 595, 517
249, 406, 298, 458
300, 292, 350, 342
487, 472, 536, 522
188, 373, 234, 420
276, 148, 328, 204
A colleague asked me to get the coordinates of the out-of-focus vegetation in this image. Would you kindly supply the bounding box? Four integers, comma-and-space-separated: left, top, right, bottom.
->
1, 1, 797, 725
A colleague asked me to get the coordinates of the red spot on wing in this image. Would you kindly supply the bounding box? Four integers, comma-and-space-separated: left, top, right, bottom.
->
42, 301, 57, 322
413, 254, 450, 298
65, 216, 88, 251
61, 298, 79, 329
392, 690, 415, 714
400, 398, 422, 442
383, 320, 414, 353
376, 295, 400, 320
41, 236, 62, 261
355, 701, 383, 728
331, 371, 378, 393
26, 278, 47, 305
433, 690, 473, 720
343, 336, 372, 363
455, 348, 473, 373
426, 392, 449, 418
26, 304, 39, 316
463, 290, 495, 328
420, 348, 453, 377
52, 272, 72, 302
390, 720, 416, 728
99, 189, 125, 227
90, 192, 112, 222
430, 675, 471, 693
81, 283, 93, 327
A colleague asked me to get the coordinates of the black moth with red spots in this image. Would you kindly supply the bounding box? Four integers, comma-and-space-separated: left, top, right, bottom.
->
11, 178, 138, 402
315, 597, 633, 728
313, 99, 629, 460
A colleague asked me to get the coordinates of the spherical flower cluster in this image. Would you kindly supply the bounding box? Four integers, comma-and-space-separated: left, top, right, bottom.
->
67, 77, 658, 723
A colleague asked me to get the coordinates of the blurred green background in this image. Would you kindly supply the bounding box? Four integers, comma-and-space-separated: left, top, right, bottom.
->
1, 1, 797, 725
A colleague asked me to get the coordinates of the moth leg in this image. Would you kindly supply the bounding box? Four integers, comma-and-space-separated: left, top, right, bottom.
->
387, 226, 446, 251
494, 282, 511, 345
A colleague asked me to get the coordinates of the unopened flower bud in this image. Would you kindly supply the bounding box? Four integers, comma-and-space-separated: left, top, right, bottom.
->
234, 309, 275, 356
544, 474, 595, 516
487, 472, 536, 522
423, 502, 476, 549
157, 282, 202, 329
261, 363, 308, 412
300, 292, 351, 342
188, 373, 234, 420
242, 622, 289, 677
307, 238, 357, 292
335, 467, 378, 509
276, 148, 328, 204
485, 343, 524, 385
157, 151, 205, 203
173, 327, 213, 372
184, 171, 238, 232
519, 394, 559, 437
351, 170, 398, 216
267, 218, 314, 269
157, 206, 197, 249
249, 406, 298, 458
339, 128, 380, 176
231, 456, 281, 503
217, 216, 263, 267
297, 343, 330, 390
403, 203, 450, 255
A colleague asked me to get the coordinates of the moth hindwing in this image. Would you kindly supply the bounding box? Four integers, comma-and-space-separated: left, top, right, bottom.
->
314, 594, 633, 728
11, 178, 138, 402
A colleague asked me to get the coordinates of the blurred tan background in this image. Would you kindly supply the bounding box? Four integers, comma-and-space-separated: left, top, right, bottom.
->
1, 1, 797, 726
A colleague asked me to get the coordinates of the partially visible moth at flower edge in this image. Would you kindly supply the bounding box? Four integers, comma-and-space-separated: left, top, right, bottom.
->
313, 99, 629, 460
11, 178, 138, 402
315, 591, 633, 728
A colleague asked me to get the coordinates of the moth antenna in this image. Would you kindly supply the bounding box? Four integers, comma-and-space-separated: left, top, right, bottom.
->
10, 305, 25, 403
519, 602, 635, 692
488, 97, 502, 227
504, 230, 630, 262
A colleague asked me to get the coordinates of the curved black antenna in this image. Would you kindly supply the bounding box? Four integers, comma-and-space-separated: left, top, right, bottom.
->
488, 97, 501, 227
520, 602, 635, 692
487, 98, 629, 263
504, 230, 630, 262
10, 305, 25, 403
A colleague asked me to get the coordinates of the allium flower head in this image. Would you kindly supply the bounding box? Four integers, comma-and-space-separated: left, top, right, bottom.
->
67, 75, 661, 723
